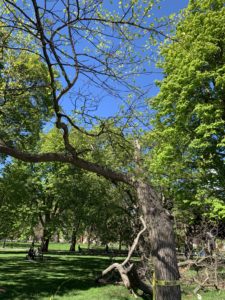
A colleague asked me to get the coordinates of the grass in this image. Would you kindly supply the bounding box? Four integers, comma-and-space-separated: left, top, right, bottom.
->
1, 241, 87, 251
1, 241, 126, 252
0, 250, 142, 300
182, 285, 225, 300
181, 269, 225, 300
1, 245, 225, 299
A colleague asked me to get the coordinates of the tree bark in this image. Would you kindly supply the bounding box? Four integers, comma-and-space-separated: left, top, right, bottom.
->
87, 236, 91, 250
41, 236, 49, 252
56, 232, 60, 243
69, 229, 77, 252
136, 180, 181, 300
40, 213, 51, 252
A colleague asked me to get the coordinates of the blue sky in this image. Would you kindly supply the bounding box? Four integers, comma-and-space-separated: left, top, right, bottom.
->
39, 0, 191, 129
40, 0, 192, 137
156, 0, 189, 16
88, 0, 190, 119
147, 0, 189, 93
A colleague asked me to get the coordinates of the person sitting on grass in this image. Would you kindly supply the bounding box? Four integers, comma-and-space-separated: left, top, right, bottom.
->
28, 246, 35, 260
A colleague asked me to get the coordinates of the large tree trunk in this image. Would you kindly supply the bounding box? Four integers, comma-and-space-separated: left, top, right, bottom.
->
69, 229, 77, 252
40, 212, 51, 252
136, 180, 181, 300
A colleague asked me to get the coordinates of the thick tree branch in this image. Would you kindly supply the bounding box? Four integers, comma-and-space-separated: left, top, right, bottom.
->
0, 141, 133, 185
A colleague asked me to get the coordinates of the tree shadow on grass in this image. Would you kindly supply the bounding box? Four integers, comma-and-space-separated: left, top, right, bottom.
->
0, 255, 124, 300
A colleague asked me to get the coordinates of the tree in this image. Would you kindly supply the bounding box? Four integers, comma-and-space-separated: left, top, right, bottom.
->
0, 129, 137, 251
148, 0, 225, 236
0, 162, 40, 240
40, 129, 137, 252
0, 1, 181, 299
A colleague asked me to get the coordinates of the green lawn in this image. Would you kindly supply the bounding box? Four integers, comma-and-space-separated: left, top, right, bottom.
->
0, 248, 225, 300
1, 241, 89, 251
0, 251, 142, 300
1, 241, 125, 252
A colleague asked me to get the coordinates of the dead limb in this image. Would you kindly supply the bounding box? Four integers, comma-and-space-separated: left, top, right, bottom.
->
96, 216, 152, 296
193, 269, 209, 294
178, 256, 211, 268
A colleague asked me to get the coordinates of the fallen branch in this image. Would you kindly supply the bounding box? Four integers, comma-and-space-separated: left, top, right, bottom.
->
178, 256, 211, 268
96, 216, 152, 296
193, 269, 209, 294
122, 216, 147, 267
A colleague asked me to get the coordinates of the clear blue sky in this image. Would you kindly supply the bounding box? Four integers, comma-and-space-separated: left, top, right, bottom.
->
156, 0, 189, 16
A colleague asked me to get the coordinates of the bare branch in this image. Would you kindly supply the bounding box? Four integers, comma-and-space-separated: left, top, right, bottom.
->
122, 216, 147, 266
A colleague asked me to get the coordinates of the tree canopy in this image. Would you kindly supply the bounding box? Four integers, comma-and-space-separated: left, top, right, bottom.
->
148, 0, 225, 222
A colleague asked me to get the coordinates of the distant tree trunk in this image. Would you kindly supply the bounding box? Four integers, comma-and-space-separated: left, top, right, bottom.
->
136, 180, 181, 300
41, 236, 50, 252
118, 234, 122, 252
87, 234, 91, 250
69, 221, 80, 252
40, 212, 51, 252
69, 229, 77, 252
56, 232, 60, 243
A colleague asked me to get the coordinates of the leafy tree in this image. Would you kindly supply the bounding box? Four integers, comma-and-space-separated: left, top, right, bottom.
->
149, 0, 225, 229
0, 155, 135, 252
0, 49, 52, 149
0, 161, 71, 250
40, 129, 136, 251
0, 163, 39, 240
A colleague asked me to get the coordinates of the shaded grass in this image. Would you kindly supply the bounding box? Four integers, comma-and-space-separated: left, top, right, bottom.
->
1, 249, 225, 300
0, 251, 142, 300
